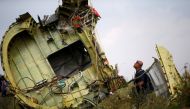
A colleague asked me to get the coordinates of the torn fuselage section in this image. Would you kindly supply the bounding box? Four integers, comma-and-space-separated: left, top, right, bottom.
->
146, 58, 170, 97
1, 0, 126, 108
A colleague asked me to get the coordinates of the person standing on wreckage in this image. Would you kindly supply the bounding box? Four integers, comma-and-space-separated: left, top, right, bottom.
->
133, 60, 154, 94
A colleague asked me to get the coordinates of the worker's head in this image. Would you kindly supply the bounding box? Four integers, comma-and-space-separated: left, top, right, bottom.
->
134, 60, 143, 70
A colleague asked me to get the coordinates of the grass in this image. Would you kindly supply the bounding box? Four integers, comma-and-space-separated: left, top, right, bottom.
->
97, 78, 190, 109
0, 94, 22, 109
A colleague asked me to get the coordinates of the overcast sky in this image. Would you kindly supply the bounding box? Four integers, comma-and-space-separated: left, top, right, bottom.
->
0, 0, 190, 80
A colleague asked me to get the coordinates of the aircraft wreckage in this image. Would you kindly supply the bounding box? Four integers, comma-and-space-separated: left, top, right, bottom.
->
0, 0, 182, 108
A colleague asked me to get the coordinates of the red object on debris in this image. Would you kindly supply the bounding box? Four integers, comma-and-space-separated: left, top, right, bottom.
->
86, 5, 101, 17
71, 16, 81, 28
91, 8, 100, 17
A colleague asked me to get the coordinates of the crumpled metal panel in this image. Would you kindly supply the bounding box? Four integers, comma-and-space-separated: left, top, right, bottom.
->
156, 45, 182, 95
0, 0, 126, 108
146, 58, 169, 97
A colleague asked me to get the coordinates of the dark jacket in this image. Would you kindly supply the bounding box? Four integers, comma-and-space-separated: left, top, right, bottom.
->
134, 69, 154, 93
